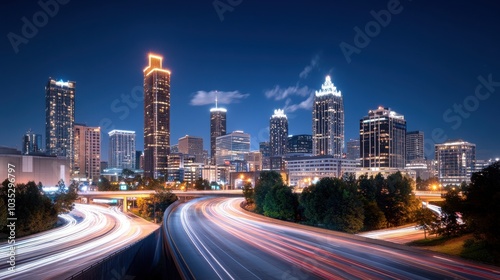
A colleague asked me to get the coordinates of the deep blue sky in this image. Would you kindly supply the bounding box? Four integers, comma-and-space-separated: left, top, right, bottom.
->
1, 0, 499, 160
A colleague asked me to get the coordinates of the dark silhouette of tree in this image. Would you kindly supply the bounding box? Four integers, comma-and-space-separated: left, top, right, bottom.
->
263, 184, 298, 221
415, 204, 439, 239
438, 188, 465, 237
194, 178, 210, 190
461, 161, 500, 246
97, 176, 117, 191
254, 171, 284, 214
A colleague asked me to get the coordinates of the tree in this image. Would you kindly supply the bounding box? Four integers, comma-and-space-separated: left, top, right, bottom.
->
242, 182, 254, 204
263, 184, 298, 221
97, 176, 117, 191
53, 181, 78, 214
194, 178, 210, 190
461, 161, 500, 246
415, 204, 438, 239
438, 188, 465, 237
254, 171, 284, 214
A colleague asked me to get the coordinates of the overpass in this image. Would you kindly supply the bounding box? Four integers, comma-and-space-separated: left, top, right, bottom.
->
78, 190, 243, 212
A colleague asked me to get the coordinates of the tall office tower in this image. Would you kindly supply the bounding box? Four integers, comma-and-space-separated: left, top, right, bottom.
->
109, 130, 136, 169
73, 124, 101, 181
210, 94, 227, 164
178, 135, 204, 163
144, 53, 171, 179
287, 134, 312, 156
312, 75, 344, 157
22, 129, 43, 155
360, 106, 406, 169
406, 131, 425, 162
269, 109, 288, 157
45, 78, 75, 165
346, 138, 360, 160
215, 130, 250, 165
259, 141, 271, 170
435, 139, 476, 185
135, 151, 142, 170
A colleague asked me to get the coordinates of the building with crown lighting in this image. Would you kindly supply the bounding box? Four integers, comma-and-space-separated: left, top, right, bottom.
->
73, 124, 101, 181
360, 106, 406, 169
45, 78, 75, 168
312, 76, 344, 157
143, 54, 171, 179
210, 95, 227, 164
270, 109, 288, 157
435, 139, 476, 185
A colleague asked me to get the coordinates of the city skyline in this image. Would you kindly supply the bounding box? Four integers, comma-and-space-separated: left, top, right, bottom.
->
2, 1, 499, 161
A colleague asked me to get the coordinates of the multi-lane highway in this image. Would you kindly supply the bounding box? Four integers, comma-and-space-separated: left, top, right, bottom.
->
0, 203, 158, 280
167, 197, 500, 279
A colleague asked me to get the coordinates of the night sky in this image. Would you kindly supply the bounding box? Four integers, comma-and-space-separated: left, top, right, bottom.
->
2, 0, 499, 161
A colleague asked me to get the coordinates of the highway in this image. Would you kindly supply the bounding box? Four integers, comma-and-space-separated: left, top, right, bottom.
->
0, 203, 158, 280
167, 197, 500, 280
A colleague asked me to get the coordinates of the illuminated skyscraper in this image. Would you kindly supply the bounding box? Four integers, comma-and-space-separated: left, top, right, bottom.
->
210, 94, 227, 164
143, 53, 171, 179
435, 139, 476, 185
215, 131, 250, 165
22, 129, 43, 155
45, 78, 75, 164
406, 131, 425, 161
109, 130, 136, 169
269, 109, 288, 157
73, 124, 101, 181
312, 76, 344, 157
178, 135, 204, 163
360, 107, 406, 169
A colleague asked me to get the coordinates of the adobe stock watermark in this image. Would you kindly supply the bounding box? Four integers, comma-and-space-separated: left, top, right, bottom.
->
213, 0, 242, 22
6, 164, 17, 272
7, 0, 70, 54
98, 86, 143, 132
339, 0, 412, 64
423, 73, 500, 158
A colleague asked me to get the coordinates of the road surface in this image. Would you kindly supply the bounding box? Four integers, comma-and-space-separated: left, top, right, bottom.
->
167, 197, 500, 279
0, 203, 158, 279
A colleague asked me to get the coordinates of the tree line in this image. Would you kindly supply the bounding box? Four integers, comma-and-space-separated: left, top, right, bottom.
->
0, 180, 78, 238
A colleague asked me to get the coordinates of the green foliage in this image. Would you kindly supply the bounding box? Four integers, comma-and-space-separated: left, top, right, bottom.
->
438, 189, 465, 237
300, 177, 364, 233
53, 182, 78, 214
1, 180, 63, 237
263, 184, 298, 221
97, 176, 117, 191
461, 161, 500, 246
242, 182, 254, 204
136, 190, 177, 222
254, 171, 283, 214
362, 201, 387, 231
415, 205, 439, 239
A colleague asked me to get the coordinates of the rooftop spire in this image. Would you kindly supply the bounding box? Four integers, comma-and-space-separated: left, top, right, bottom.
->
315, 75, 342, 97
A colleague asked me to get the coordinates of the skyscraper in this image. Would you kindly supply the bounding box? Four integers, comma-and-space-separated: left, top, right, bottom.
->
435, 139, 476, 185
406, 131, 425, 162
215, 130, 250, 165
269, 109, 288, 157
73, 124, 101, 181
360, 106, 406, 169
287, 134, 312, 156
259, 141, 271, 170
144, 53, 171, 179
210, 94, 227, 164
312, 75, 344, 157
178, 135, 204, 163
109, 130, 136, 169
45, 78, 75, 164
22, 129, 42, 155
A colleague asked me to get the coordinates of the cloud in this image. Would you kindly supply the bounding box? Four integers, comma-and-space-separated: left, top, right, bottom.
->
299, 55, 320, 79
283, 92, 315, 113
190, 90, 249, 106
264, 85, 311, 101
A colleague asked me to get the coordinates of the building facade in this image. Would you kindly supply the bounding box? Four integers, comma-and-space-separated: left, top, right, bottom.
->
259, 141, 271, 170
360, 106, 406, 169
312, 76, 344, 157
73, 124, 101, 181
144, 53, 171, 179
406, 131, 425, 162
210, 100, 227, 164
178, 135, 204, 163
286, 134, 312, 156
22, 130, 43, 155
269, 109, 288, 157
215, 130, 250, 165
435, 139, 476, 185
346, 138, 360, 161
109, 130, 136, 169
45, 78, 75, 166
284, 156, 358, 187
